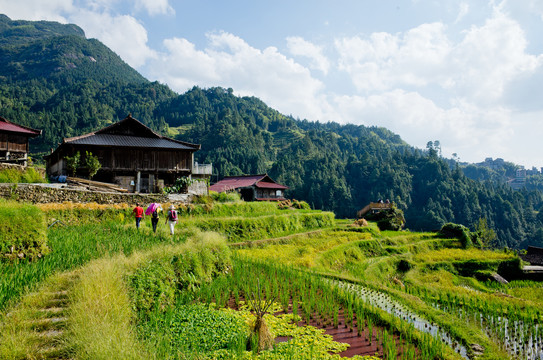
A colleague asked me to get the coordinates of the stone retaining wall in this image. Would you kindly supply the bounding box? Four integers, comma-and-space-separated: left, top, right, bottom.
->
0, 183, 175, 204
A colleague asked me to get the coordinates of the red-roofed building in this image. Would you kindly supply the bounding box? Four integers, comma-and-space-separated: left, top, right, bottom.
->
209, 174, 288, 201
0, 116, 41, 165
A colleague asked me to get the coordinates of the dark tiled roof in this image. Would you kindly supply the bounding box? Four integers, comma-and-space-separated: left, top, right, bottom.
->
66, 133, 198, 150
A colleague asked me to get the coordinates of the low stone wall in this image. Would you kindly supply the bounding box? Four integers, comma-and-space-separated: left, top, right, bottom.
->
0, 183, 172, 205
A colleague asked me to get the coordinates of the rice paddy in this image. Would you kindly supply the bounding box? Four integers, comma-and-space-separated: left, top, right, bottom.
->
1, 200, 541, 359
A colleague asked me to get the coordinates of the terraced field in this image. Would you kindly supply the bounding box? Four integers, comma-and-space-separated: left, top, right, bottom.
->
1, 199, 541, 359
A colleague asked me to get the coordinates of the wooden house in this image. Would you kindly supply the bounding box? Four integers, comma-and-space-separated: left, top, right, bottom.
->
0, 116, 41, 166
522, 246, 543, 266
209, 174, 287, 201
45, 115, 200, 193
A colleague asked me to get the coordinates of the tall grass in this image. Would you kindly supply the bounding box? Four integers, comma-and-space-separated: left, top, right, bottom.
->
69, 255, 149, 359
184, 212, 335, 242
0, 199, 48, 260
0, 222, 184, 311
0, 167, 46, 183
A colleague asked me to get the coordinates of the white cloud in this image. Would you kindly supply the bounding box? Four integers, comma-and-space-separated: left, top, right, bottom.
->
336, 23, 451, 92
335, 9, 542, 104
286, 36, 330, 74
150, 32, 328, 121
70, 10, 156, 68
450, 9, 542, 103
135, 0, 174, 16
0, 0, 73, 22
455, 2, 470, 23
332, 91, 513, 161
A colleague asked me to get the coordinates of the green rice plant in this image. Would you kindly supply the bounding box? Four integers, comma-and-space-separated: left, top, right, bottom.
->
0, 222, 188, 311
367, 317, 373, 345
333, 303, 339, 329
0, 199, 48, 261
183, 211, 335, 242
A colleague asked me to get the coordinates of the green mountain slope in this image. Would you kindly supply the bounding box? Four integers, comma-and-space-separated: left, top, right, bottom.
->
0, 15, 174, 153
0, 16, 542, 249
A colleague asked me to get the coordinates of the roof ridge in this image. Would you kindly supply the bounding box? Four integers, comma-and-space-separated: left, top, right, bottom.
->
0, 116, 42, 135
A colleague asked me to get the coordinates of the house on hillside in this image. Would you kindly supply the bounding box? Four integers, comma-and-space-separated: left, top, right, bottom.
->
0, 116, 41, 166
521, 246, 543, 266
209, 174, 288, 201
45, 114, 202, 193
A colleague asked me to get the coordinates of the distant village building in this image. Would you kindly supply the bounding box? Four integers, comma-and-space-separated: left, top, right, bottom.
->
510, 168, 527, 190
0, 116, 41, 166
209, 174, 288, 201
45, 115, 201, 193
479, 157, 505, 170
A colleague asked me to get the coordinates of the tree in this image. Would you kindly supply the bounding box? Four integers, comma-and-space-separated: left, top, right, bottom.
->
84, 151, 101, 179
64, 151, 80, 177
246, 280, 275, 353
474, 217, 497, 249
434, 140, 442, 157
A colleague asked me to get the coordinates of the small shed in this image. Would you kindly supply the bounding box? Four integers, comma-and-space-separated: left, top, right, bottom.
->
209, 174, 288, 201
0, 116, 41, 165
45, 114, 200, 193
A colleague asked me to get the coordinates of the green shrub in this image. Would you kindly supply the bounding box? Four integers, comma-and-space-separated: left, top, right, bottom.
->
0, 200, 49, 261
292, 199, 311, 210
365, 207, 405, 231
0, 167, 46, 183
210, 191, 241, 203
192, 194, 213, 205
148, 304, 248, 353
129, 259, 177, 316
437, 223, 473, 248
128, 230, 232, 316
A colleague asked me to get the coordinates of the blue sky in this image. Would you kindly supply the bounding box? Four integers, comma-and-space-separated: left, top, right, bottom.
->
1, 0, 543, 167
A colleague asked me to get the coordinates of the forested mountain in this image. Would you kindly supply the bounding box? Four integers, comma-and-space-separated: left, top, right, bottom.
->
0, 15, 176, 154
1, 15, 542, 249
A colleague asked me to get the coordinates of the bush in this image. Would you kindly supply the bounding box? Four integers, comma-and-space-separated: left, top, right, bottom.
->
0, 167, 46, 183
148, 304, 247, 353
210, 191, 240, 203
128, 230, 232, 316
365, 207, 405, 231
129, 259, 177, 316
437, 223, 473, 248
292, 200, 311, 210
0, 200, 49, 261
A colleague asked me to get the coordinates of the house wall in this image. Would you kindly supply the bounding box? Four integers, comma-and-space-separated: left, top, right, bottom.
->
0, 133, 28, 152
47, 146, 194, 191
91, 148, 192, 172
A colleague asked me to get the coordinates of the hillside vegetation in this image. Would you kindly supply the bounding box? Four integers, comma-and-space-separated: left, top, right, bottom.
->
0, 15, 542, 248
1, 200, 541, 360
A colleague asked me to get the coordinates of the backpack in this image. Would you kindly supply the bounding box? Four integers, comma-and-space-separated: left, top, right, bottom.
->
169, 210, 177, 221
152, 210, 158, 219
